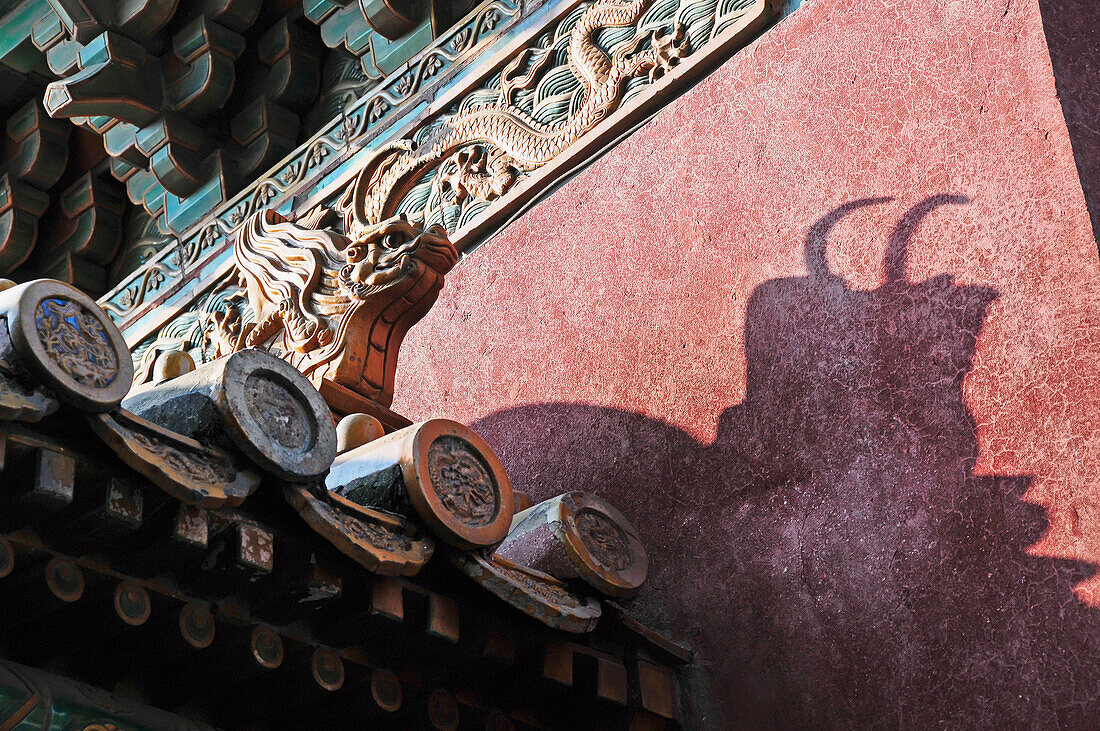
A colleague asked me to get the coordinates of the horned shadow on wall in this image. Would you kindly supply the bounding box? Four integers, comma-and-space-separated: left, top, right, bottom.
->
471, 197, 1100, 727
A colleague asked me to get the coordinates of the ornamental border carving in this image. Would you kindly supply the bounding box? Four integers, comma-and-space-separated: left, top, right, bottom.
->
106, 0, 776, 356
98, 0, 528, 338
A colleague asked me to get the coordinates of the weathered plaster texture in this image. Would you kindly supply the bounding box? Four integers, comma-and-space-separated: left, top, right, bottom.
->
391, 0, 1100, 725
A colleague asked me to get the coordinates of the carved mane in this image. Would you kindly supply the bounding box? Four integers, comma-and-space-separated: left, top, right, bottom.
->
232, 209, 458, 406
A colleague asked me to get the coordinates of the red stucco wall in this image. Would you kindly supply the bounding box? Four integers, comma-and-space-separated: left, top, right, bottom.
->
391, 0, 1100, 725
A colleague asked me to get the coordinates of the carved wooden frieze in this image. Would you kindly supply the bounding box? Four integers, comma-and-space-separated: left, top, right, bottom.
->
103, 0, 773, 365
339, 0, 689, 233
96, 0, 523, 334
232, 208, 459, 406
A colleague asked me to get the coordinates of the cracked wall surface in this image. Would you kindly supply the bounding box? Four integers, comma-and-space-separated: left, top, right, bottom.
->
387, 0, 1100, 725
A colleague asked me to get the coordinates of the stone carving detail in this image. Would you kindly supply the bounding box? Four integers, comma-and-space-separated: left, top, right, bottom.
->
244, 373, 311, 450
340, 0, 689, 232
452, 550, 601, 633
128, 431, 237, 485
494, 558, 582, 609
427, 436, 497, 526
35, 297, 119, 388
575, 508, 633, 571
88, 410, 260, 508
233, 209, 459, 405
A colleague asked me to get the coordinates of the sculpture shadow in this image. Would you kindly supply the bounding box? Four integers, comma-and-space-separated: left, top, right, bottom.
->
1039, 0, 1100, 248
472, 196, 1100, 728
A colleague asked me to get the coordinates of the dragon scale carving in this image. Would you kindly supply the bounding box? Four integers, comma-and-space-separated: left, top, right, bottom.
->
341, 0, 688, 234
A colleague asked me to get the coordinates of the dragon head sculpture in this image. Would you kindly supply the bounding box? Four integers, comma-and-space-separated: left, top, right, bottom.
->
233, 208, 458, 406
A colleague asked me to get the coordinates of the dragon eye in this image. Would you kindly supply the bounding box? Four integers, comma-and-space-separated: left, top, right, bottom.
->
384, 233, 401, 247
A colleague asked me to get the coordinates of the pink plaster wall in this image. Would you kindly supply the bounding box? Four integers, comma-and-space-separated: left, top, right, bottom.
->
390, 0, 1100, 725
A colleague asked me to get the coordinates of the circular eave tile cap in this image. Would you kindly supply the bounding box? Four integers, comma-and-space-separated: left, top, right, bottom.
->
219, 349, 337, 481
0, 279, 133, 412
403, 419, 515, 549
556, 491, 648, 598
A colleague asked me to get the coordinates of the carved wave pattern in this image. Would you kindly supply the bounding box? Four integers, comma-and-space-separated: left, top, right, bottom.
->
395, 0, 760, 233
100, 0, 521, 327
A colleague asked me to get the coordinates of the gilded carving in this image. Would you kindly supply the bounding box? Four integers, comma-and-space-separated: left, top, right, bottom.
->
233, 209, 458, 405
427, 436, 497, 527
35, 297, 119, 388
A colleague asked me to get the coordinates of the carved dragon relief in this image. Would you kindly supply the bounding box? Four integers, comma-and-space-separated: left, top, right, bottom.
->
338, 0, 688, 234
139, 0, 760, 403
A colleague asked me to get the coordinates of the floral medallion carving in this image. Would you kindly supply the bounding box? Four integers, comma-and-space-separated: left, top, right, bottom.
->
426, 436, 497, 527
35, 297, 119, 388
